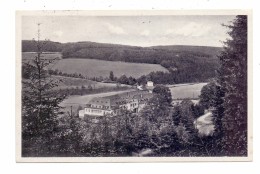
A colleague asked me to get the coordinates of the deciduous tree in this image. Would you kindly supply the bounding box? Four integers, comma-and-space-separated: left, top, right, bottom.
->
109, 71, 114, 81
152, 85, 172, 104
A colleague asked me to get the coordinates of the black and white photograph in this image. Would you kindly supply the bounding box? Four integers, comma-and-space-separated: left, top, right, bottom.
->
16, 10, 252, 162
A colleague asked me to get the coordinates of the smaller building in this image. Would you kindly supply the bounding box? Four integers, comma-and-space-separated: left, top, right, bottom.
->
147, 81, 154, 87
79, 110, 85, 118
146, 81, 154, 93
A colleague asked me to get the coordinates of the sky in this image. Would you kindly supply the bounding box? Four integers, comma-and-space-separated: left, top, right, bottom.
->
22, 15, 235, 47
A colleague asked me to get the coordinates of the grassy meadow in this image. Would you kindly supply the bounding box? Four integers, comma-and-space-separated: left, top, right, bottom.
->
168, 83, 207, 100
51, 58, 168, 78
22, 52, 168, 78
22, 52, 62, 61
52, 75, 129, 90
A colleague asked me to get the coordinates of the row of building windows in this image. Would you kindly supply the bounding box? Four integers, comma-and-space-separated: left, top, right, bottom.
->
90, 99, 148, 109
130, 103, 138, 107
91, 109, 103, 113
87, 96, 151, 114
86, 108, 113, 115
86, 108, 102, 112
90, 105, 109, 109
95, 100, 108, 104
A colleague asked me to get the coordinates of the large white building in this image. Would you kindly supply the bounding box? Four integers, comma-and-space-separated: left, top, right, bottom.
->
79, 90, 153, 118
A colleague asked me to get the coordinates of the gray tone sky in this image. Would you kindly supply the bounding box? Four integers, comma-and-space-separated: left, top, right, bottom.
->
22, 15, 235, 47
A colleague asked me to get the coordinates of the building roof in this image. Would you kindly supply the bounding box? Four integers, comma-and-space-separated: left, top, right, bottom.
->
87, 90, 153, 108
88, 97, 111, 107
133, 93, 153, 100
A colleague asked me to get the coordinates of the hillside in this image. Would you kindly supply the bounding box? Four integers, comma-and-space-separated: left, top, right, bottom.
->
60, 41, 222, 64
22, 52, 168, 78
52, 75, 129, 89
22, 40, 222, 83
22, 40, 63, 52
152, 45, 222, 58
51, 58, 168, 78
22, 40, 222, 61
22, 52, 62, 61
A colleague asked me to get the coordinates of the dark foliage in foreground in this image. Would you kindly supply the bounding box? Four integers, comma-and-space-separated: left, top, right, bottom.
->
22, 35, 66, 156
219, 16, 248, 156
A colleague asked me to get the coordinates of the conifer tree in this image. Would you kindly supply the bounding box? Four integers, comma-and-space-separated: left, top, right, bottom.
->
219, 16, 248, 156
22, 24, 65, 155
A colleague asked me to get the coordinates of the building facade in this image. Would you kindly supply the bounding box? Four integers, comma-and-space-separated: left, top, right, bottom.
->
146, 81, 154, 93
79, 90, 153, 118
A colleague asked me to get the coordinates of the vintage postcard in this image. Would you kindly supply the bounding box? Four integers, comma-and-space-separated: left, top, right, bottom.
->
16, 10, 252, 162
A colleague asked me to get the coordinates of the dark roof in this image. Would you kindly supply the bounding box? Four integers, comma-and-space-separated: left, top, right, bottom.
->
88, 90, 153, 107
133, 93, 153, 100
88, 97, 110, 107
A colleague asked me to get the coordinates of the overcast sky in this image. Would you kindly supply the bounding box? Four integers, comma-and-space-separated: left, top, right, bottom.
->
22, 15, 235, 47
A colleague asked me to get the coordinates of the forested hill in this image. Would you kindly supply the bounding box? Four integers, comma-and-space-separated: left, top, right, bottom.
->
22, 40, 223, 83
151, 45, 222, 58
22, 40, 222, 60
22, 40, 63, 52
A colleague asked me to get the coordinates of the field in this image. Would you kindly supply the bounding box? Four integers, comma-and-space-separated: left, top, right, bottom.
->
22, 52, 62, 61
168, 83, 207, 100
52, 75, 129, 90
22, 52, 131, 90
51, 58, 168, 78
22, 52, 169, 78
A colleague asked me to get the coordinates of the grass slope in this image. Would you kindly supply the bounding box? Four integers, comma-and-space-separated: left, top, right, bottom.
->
22, 52, 168, 78
22, 52, 62, 61
168, 83, 207, 99
51, 58, 168, 78
52, 75, 129, 89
